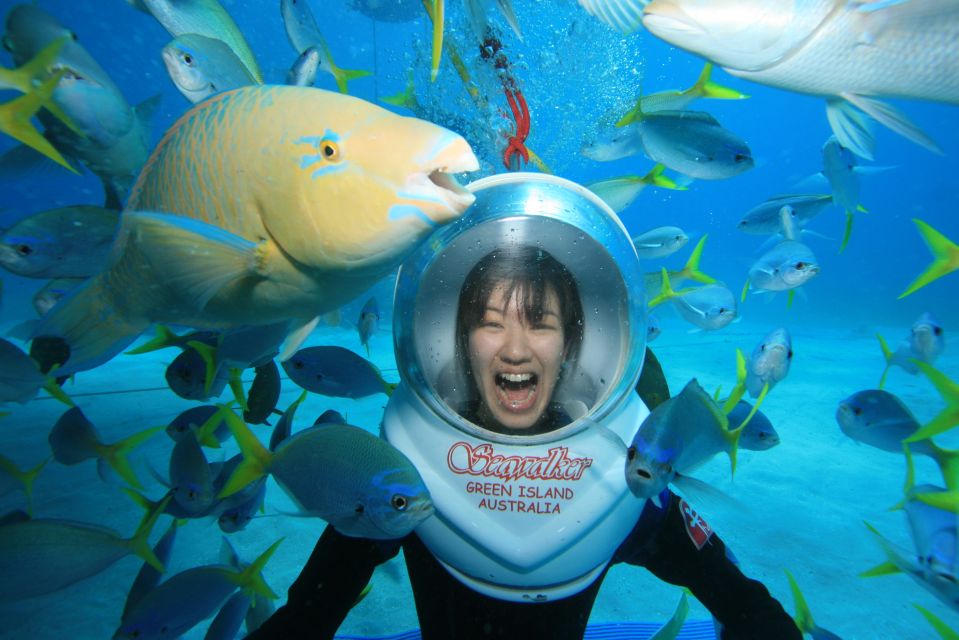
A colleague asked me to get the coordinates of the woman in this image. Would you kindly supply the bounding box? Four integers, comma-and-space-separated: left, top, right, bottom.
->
247, 246, 800, 640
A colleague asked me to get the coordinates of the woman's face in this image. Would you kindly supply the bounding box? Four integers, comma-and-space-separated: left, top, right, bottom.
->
468, 283, 566, 431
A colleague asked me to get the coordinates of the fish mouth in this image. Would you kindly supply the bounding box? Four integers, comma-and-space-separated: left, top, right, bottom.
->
642, 1, 705, 38
405, 136, 479, 225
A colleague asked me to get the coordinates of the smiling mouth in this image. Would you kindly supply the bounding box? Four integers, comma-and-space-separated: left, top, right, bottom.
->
496, 372, 538, 411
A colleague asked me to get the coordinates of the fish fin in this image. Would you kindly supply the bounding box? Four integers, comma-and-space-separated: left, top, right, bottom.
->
650, 591, 689, 640
0, 141, 73, 181
672, 474, 743, 512
841, 92, 943, 156
279, 316, 319, 362
228, 367, 249, 413
678, 235, 717, 284
825, 97, 875, 160
0, 454, 47, 517
125, 324, 182, 355
103, 425, 165, 489
0, 71, 78, 173
876, 333, 893, 389
577, 0, 645, 34
187, 340, 219, 395
898, 218, 959, 298
381, 69, 418, 111
861, 521, 909, 577
126, 493, 172, 574
32, 276, 147, 376
48, 407, 101, 464
384, 381, 398, 397
429, 0, 444, 81
332, 66, 372, 95
234, 538, 284, 600
494, 0, 523, 40
134, 94, 162, 125
903, 361, 959, 441
694, 63, 749, 101
120, 211, 263, 312
720, 349, 748, 414
643, 163, 684, 190
914, 490, 959, 514
647, 268, 676, 309
218, 406, 273, 499
41, 373, 74, 407
928, 445, 959, 492
784, 569, 816, 634
913, 604, 959, 640
195, 405, 228, 449
839, 210, 855, 253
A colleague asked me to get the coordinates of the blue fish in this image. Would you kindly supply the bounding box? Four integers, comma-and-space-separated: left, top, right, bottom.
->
282, 345, 396, 399
728, 400, 780, 451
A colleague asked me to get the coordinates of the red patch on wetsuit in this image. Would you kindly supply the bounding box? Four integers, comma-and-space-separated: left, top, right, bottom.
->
680, 499, 713, 550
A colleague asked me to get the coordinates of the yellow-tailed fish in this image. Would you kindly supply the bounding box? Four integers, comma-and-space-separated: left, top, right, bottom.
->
642, 234, 717, 302
0, 69, 75, 172
903, 361, 959, 444
587, 164, 683, 213
3, 5, 158, 207
0, 35, 79, 134
617, 63, 749, 126
280, 0, 371, 94
899, 219, 959, 299
642, 0, 959, 159
132, 0, 262, 83
0, 454, 46, 516
0, 495, 169, 601
32, 85, 478, 376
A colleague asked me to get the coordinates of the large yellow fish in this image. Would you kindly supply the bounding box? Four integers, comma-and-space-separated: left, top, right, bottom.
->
33, 85, 479, 375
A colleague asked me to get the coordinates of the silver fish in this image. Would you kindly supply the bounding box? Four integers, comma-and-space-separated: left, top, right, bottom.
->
837, 389, 929, 454
0, 206, 119, 278
221, 412, 434, 539
162, 33, 257, 104
280, 0, 371, 93
746, 327, 792, 397
169, 434, 215, 515
287, 46, 321, 87
673, 283, 737, 331
357, 296, 379, 355
878, 312, 946, 387
748, 239, 820, 292
581, 123, 645, 162
626, 378, 738, 501
632, 226, 689, 260
728, 400, 780, 451
737, 194, 832, 236
642, 0, 959, 158
633, 110, 753, 180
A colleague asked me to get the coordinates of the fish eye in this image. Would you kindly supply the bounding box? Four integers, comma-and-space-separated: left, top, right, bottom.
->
935, 327, 943, 336
15, 244, 32, 256
354, 504, 365, 514
853, 406, 862, 416
70, 31, 79, 41
760, 344, 766, 351
391, 495, 409, 511
795, 262, 806, 270
626, 446, 636, 461
788, 349, 793, 358
734, 153, 749, 163
320, 140, 340, 161
182, 52, 194, 66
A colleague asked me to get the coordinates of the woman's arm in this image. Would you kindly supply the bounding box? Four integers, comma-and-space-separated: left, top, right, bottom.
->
616, 492, 801, 640
246, 525, 402, 639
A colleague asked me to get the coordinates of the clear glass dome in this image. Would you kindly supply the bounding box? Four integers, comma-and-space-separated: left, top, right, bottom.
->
392, 173, 646, 444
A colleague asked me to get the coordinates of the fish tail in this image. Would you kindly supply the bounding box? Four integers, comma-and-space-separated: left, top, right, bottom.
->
615, 101, 643, 128
839, 211, 855, 253
641, 164, 683, 190
647, 268, 676, 310
333, 66, 372, 95
218, 406, 273, 499
913, 604, 959, 640
41, 375, 74, 407
876, 334, 893, 389
740, 278, 750, 302
898, 219, 959, 299
720, 349, 749, 415
0, 454, 47, 517
33, 275, 149, 377
678, 235, 717, 284
429, 0, 445, 82
126, 493, 172, 574
104, 425, 165, 489
381, 70, 418, 111
234, 538, 284, 600
903, 361, 959, 442
929, 444, 959, 492
914, 490, 959, 514
784, 569, 816, 635
859, 521, 905, 578
228, 367, 250, 414
186, 340, 219, 395
384, 381, 398, 397
694, 62, 749, 101
195, 407, 228, 449
125, 325, 183, 355
0, 70, 77, 173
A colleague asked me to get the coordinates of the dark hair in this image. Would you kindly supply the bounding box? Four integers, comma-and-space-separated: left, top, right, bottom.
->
454, 246, 585, 398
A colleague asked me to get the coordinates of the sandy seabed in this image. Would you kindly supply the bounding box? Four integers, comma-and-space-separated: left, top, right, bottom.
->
1, 315, 956, 640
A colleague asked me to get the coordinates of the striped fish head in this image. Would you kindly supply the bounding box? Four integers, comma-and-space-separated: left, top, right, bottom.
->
642, 0, 834, 72
269, 89, 479, 274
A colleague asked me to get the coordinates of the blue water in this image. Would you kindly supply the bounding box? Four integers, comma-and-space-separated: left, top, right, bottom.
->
1, 1, 958, 638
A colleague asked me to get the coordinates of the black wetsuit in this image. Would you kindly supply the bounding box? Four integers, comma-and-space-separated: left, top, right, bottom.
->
248, 348, 801, 639
247, 491, 799, 640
